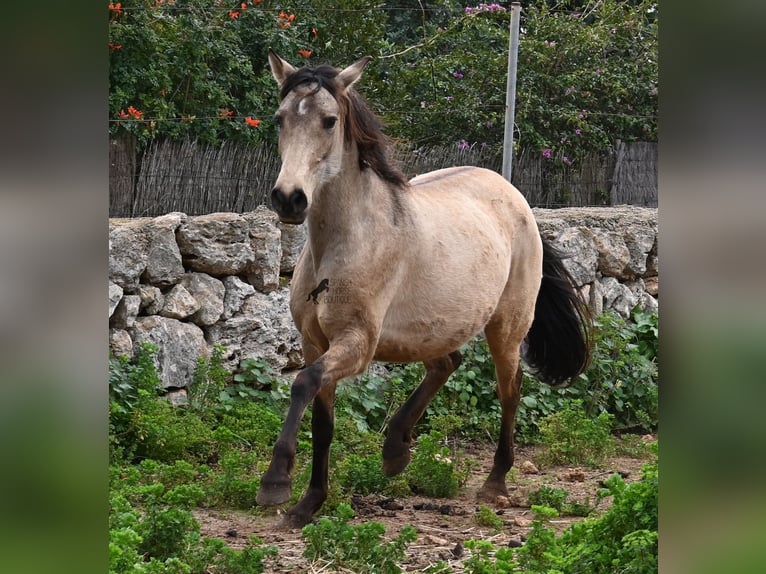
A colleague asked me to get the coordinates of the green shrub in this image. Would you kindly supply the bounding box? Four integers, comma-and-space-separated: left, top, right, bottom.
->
462, 459, 658, 573
474, 504, 504, 533
528, 485, 595, 518
423, 338, 502, 439
109, 344, 216, 463
527, 485, 569, 513
302, 503, 417, 574
537, 402, 616, 467
407, 430, 463, 498
337, 453, 391, 495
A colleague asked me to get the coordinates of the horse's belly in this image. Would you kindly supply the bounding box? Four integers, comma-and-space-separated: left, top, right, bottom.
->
373, 293, 500, 362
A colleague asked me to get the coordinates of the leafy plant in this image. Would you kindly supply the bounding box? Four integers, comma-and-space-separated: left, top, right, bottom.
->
537, 401, 616, 467
528, 485, 595, 517
474, 504, 504, 532
462, 459, 658, 573
302, 503, 417, 574
407, 430, 465, 498
189, 344, 230, 415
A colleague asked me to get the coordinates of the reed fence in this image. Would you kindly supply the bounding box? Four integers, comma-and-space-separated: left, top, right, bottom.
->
109, 137, 656, 217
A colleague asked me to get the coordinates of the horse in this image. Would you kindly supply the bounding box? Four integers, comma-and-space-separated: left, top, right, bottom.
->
256, 51, 590, 527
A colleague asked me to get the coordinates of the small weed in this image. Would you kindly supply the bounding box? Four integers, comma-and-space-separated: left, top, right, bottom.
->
616, 433, 655, 458
527, 485, 569, 512
302, 503, 417, 573
528, 485, 595, 517
537, 401, 615, 468
474, 504, 504, 532
407, 430, 463, 498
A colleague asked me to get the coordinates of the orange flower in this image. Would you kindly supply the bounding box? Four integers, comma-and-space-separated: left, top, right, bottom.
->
245, 117, 261, 127
298, 49, 312, 58
118, 109, 130, 119
228, 10, 240, 18
241, 2, 247, 9
108, 42, 122, 50
278, 11, 295, 28
219, 108, 234, 118
311, 27, 318, 38
108, 3, 122, 15
127, 106, 143, 120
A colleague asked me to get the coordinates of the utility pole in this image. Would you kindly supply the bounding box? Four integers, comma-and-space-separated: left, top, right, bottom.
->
502, 2, 522, 183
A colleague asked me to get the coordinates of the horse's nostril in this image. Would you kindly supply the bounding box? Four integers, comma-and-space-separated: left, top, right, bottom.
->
270, 187, 286, 210
291, 188, 308, 213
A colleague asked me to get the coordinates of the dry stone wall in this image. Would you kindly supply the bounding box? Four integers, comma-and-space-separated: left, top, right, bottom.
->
109, 205, 657, 390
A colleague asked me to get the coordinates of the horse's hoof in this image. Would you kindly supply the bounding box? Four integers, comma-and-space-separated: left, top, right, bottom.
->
256, 480, 293, 507
476, 482, 509, 503
282, 510, 313, 529
382, 450, 411, 477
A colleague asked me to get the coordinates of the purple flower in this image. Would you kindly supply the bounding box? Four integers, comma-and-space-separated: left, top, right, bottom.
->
541, 148, 552, 159
420, 101, 426, 108
445, 95, 453, 101
575, 128, 582, 135
563, 156, 571, 165
565, 87, 574, 96
465, 6, 472, 13
458, 139, 470, 150
453, 71, 464, 79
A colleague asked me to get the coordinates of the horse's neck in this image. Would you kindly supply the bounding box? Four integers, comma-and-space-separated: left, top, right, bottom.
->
306, 166, 402, 267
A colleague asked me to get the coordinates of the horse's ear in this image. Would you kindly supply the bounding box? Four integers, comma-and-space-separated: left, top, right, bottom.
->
268, 49, 296, 89
337, 56, 373, 91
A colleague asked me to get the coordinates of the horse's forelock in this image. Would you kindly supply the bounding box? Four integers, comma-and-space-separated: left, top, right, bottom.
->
279, 65, 341, 101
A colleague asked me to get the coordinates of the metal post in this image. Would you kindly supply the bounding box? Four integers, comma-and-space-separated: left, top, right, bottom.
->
502, 2, 522, 183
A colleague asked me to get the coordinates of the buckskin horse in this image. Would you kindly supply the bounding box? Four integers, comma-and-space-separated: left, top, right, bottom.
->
256, 51, 590, 527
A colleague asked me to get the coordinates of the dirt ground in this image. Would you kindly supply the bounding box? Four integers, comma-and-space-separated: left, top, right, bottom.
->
194, 440, 655, 573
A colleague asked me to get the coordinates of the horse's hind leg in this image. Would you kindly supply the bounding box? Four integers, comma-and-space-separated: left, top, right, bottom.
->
382, 351, 462, 477
478, 321, 525, 502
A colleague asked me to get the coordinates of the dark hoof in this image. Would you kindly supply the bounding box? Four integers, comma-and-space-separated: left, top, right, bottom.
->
256, 479, 293, 507
282, 510, 314, 529
382, 442, 411, 477
477, 481, 509, 503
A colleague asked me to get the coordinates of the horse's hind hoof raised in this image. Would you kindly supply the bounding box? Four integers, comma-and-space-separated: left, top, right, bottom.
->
256, 479, 293, 507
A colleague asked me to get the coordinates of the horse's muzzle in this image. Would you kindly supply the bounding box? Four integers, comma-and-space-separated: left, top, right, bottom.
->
270, 186, 308, 224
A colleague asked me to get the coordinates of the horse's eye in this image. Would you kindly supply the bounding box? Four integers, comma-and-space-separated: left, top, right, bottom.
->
322, 116, 338, 130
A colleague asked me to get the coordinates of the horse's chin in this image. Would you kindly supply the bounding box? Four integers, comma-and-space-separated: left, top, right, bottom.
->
278, 214, 306, 225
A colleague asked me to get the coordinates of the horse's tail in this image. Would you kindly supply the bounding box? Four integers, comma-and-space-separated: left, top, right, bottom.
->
523, 236, 591, 386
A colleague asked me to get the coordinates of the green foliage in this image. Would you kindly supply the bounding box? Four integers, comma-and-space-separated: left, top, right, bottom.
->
231, 358, 292, 411
462, 460, 658, 573
474, 504, 504, 532
464, 538, 516, 573
517, 310, 659, 442
528, 485, 595, 517
527, 485, 569, 513
407, 430, 465, 498
337, 452, 391, 495
109, 344, 216, 463
423, 338, 502, 438
110, 1, 657, 163
189, 344, 230, 415
302, 503, 417, 574
537, 401, 616, 467
576, 311, 659, 432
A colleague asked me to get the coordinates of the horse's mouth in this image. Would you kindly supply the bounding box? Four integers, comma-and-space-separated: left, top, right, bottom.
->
277, 214, 306, 225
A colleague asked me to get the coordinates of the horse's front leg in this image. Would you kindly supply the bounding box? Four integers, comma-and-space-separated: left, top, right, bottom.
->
282, 381, 337, 527
256, 359, 325, 508
257, 329, 375, 526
